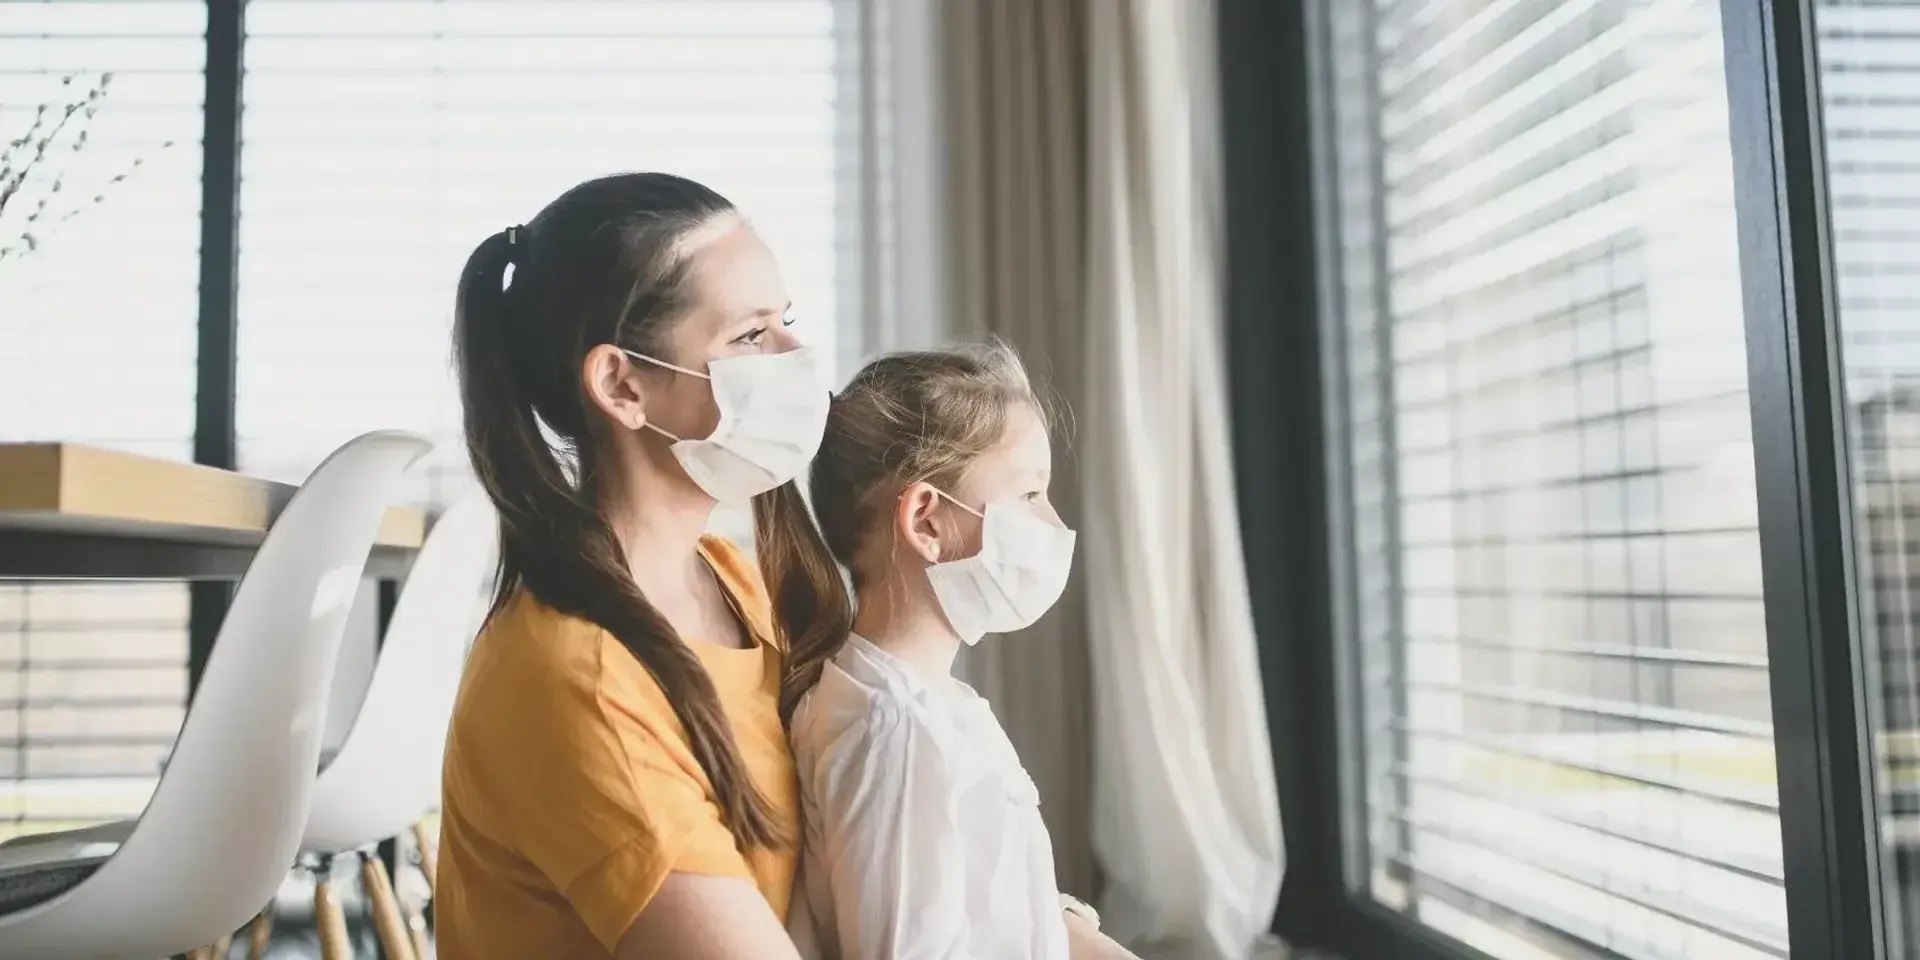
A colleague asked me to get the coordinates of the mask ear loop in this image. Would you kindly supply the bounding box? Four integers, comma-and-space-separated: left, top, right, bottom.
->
895, 485, 981, 568
616, 348, 712, 442
927, 487, 985, 520
621, 348, 712, 380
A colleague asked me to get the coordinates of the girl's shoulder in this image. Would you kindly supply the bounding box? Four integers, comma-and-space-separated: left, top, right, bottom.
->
789, 638, 981, 776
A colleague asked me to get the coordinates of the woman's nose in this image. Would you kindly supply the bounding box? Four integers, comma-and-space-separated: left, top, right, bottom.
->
769, 326, 805, 353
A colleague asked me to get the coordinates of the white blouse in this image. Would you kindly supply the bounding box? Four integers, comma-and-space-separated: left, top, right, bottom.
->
787, 634, 1070, 959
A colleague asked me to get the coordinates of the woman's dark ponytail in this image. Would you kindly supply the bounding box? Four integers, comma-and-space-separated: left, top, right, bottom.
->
754, 479, 854, 727
455, 176, 789, 852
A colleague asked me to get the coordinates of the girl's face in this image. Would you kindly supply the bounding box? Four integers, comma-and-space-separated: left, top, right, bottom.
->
580, 218, 803, 443
915, 402, 1059, 565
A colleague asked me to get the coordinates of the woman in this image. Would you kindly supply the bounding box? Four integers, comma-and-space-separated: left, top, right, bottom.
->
760, 343, 1137, 958
438, 172, 824, 959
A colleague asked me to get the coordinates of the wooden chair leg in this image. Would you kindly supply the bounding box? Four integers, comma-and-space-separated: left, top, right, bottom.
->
412, 819, 438, 899
247, 906, 274, 960
364, 851, 419, 960
185, 933, 233, 960
314, 865, 353, 960
403, 889, 434, 959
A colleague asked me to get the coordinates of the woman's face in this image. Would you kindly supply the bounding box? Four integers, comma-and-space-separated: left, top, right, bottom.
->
639, 219, 802, 441
580, 217, 802, 444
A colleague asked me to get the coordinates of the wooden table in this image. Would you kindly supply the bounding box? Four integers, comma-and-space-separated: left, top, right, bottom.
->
0, 444, 432, 872
0, 443, 425, 580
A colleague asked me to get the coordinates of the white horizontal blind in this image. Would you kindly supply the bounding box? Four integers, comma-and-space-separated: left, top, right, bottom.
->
236, 0, 848, 538
1813, 2, 1920, 956
1323, 1, 1788, 958
0, 0, 203, 455
0, 0, 205, 839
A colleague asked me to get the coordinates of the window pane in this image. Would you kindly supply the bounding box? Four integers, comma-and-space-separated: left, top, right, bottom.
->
0, 0, 206, 839
1318, 1, 1787, 957
1814, 1, 1920, 955
236, 0, 847, 538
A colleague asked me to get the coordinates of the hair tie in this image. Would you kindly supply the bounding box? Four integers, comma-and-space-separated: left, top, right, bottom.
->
498, 225, 526, 292
503, 225, 525, 266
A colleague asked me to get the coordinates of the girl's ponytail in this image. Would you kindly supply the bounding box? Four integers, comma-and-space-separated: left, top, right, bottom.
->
755, 478, 855, 727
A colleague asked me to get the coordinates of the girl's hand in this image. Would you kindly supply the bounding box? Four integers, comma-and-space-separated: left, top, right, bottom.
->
1065, 911, 1142, 960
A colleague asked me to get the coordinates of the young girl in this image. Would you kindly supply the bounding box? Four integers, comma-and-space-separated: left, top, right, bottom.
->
757, 342, 1137, 959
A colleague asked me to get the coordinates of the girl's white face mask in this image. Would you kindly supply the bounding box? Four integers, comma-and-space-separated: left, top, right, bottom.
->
624, 345, 830, 502
924, 490, 1077, 645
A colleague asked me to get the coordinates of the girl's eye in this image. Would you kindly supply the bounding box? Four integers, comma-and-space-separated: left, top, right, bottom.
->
732, 326, 768, 346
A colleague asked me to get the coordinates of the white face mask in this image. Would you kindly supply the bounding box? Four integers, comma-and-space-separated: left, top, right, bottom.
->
923, 490, 1077, 645
624, 345, 830, 502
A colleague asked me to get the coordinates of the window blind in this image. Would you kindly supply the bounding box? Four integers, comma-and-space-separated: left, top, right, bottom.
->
1813, 1, 1920, 955
0, 0, 206, 839
236, 0, 851, 539
1321, 1, 1787, 958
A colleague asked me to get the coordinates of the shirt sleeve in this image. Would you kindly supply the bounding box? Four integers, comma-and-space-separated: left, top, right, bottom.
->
810, 705, 978, 959
554, 747, 757, 951
454, 634, 754, 952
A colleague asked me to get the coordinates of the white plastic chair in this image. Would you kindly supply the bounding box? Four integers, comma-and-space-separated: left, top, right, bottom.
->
294, 492, 495, 960
0, 431, 432, 960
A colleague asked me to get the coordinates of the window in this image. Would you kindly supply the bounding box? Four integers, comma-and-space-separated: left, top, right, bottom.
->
235, 0, 851, 535
0, 0, 206, 838
1813, 0, 1920, 955
0, 0, 870, 840
1317, 1, 1788, 957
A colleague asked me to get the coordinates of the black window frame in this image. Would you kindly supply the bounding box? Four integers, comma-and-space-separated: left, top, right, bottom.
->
188, 0, 246, 695
1219, 1, 1887, 959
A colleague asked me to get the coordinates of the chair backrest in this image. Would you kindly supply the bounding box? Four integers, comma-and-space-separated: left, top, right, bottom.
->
303, 492, 496, 851
0, 431, 430, 957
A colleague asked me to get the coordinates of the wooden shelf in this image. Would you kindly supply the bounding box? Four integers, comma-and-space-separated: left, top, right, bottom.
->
0, 443, 426, 549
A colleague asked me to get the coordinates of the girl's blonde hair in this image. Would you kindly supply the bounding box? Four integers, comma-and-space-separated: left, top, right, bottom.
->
754, 338, 1046, 726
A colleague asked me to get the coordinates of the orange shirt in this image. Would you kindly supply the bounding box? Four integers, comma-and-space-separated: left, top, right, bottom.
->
437, 535, 798, 958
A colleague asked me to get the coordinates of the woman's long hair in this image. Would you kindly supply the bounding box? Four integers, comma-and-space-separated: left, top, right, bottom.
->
454, 173, 785, 850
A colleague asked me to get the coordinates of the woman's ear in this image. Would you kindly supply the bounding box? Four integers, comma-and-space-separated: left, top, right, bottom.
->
581, 343, 648, 431
895, 482, 946, 565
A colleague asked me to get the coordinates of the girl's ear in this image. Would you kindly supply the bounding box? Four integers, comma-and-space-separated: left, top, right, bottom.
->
895, 482, 946, 565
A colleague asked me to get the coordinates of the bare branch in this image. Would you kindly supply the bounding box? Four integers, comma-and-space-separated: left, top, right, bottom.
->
1, 71, 167, 265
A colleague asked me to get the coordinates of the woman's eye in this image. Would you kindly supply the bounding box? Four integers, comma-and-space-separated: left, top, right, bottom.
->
1023, 491, 1045, 503
732, 326, 767, 346
781, 311, 799, 328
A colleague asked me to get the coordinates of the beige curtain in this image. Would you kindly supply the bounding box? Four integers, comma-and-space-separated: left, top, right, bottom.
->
935, 0, 1100, 900
934, 0, 1284, 956
1080, 1, 1283, 956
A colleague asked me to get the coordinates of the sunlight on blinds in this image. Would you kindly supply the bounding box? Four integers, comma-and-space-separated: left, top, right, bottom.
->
236, 0, 845, 513
1322, 1, 1787, 957
0, 0, 204, 457
1815, 1, 1920, 955
0, 0, 205, 837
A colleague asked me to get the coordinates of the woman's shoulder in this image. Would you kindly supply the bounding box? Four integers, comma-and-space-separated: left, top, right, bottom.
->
455, 590, 680, 737
463, 590, 607, 686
